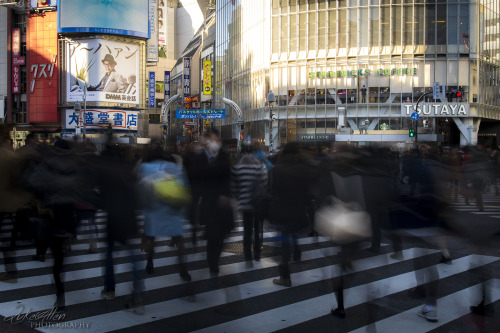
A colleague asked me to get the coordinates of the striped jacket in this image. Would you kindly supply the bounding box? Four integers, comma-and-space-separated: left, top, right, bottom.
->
231, 154, 268, 212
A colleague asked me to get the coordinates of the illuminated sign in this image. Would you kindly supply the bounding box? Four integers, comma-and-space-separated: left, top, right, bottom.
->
203, 60, 212, 95
309, 68, 417, 79
176, 109, 226, 119
401, 103, 470, 117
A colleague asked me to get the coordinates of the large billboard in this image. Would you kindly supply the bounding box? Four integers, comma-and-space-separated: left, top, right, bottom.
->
66, 38, 140, 104
57, 0, 150, 39
28, 11, 59, 123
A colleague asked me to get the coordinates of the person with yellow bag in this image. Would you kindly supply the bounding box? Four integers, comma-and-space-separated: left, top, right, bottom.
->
138, 144, 192, 282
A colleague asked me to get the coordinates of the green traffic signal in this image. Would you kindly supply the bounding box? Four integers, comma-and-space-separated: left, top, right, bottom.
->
409, 128, 415, 137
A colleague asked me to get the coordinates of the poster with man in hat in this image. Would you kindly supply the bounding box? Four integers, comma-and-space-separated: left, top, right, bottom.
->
66, 38, 139, 104
87, 54, 125, 93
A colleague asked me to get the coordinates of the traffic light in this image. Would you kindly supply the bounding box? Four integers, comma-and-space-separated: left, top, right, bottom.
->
409, 128, 415, 137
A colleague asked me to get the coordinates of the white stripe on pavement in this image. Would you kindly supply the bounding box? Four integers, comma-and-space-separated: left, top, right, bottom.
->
349, 279, 500, 333
36, 248, 444, 333
192, 254, 499, 333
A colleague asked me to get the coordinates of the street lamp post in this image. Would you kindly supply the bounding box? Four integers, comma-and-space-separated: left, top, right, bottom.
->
74, 102, 81, 138
266, 91, 276, 152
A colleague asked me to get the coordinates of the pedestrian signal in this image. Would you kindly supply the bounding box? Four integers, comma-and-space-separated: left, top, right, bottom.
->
409, 128, 415, 137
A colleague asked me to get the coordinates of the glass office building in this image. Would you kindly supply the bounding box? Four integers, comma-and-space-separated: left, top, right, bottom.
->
215, 0, 499, 148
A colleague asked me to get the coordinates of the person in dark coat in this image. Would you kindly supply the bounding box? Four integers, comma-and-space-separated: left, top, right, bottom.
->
270, 142, 316, 287
96, 144, 144, 314
189, 129, 234, 275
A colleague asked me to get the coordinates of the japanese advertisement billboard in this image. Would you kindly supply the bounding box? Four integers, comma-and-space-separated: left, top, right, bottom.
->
64, 109, 139, 131
203, 60, 211, 95
57, 0, 150, 39
66, 38, 140, 104
158, 0, 166, 46
147, 0, 159, 62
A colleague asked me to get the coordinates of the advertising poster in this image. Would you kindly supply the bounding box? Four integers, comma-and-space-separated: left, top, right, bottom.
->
66, 38, 140, 104
149, 72, 155, 108
58, 0, 149, 39
158, 0, 166, 46
147, 0, 159, 62
203, 60, 211, 95
65, 109, 139, 131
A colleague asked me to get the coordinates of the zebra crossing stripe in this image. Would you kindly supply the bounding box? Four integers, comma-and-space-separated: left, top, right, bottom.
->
349, 279, 500, 333
190, 254, 499, 333
32, 248, 441, 333
0, 241, 352, 313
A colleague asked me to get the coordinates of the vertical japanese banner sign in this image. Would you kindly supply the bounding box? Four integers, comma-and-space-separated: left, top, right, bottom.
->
203, 60, 212, 95
183, 58, 191, 105
12, 28, 20, 94
149, 72, 155, 108
164, 71, 170, 101
163, 71, 170, 122
158, 0, 166, 46
147, 0, 159, 62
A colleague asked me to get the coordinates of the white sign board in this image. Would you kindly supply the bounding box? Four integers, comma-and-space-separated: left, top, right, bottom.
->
65, 109, 139, 131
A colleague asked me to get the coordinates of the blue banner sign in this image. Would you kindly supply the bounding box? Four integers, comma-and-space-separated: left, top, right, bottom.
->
148, 72, 155, 108
176, 109, 226, 119
164, 71, 170, 101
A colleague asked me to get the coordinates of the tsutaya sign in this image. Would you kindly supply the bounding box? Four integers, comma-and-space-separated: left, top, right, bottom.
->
309, 68, 417, 79
401, 103, 470, 117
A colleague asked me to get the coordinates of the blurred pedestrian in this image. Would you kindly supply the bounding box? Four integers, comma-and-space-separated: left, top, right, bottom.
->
96, 144, 144, 314
138, 144, 191, 282
269, 143, 315, 287
189, 129, 234, 275
231, 143, 268, 263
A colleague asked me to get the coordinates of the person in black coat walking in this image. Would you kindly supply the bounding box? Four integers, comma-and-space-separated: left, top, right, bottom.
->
189, 129, 234, 275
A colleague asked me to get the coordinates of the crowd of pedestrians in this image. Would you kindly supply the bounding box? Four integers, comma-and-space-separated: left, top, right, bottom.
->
0, 123, 497, 323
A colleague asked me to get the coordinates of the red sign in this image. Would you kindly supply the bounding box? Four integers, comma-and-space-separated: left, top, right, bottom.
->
13, 56, 25, 66
12, 28, 20, 57
12, 66, 20, 94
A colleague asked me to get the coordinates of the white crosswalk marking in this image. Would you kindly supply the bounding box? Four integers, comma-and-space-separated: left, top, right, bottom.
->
0, 213, 498, 333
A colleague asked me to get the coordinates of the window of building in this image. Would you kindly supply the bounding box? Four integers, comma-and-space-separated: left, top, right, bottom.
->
308, 12, 316, 50
281, 16, 288, 52
360, 7, 368, 47
318, 11, 326, 49
290, 14, 297, 51
272, 16, 279, 53
381, 6, 390, 46
448, 5, 458, 45
426, 4, 435, 46
415, 4, 425, 45
339, 8, 347, 48
392, 5, 401, 46
436, 4, 446, 45
328, 10, 337, 49
403, 5, 413, 46
299, 13, 307, 51
348, 8, 357, 48
379, 87, 390, 103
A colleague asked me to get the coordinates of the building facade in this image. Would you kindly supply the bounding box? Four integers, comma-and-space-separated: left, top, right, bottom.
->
215, 0, 500, 149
